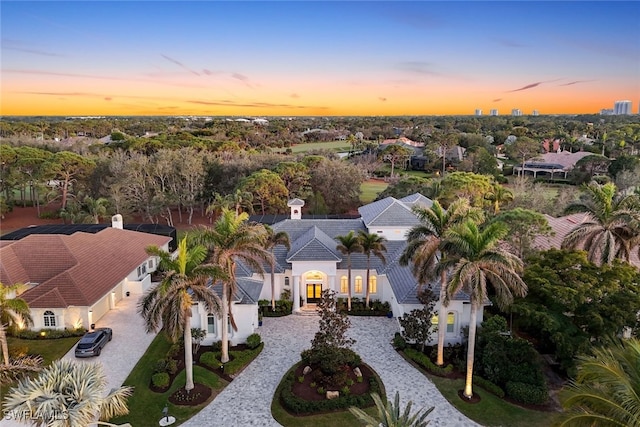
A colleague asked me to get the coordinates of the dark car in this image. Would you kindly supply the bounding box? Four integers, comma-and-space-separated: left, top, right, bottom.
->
75, 327, 112, 358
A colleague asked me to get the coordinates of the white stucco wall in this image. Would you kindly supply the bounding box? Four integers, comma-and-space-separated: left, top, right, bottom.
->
192, 302, 259, 347
365, 226, 411, 241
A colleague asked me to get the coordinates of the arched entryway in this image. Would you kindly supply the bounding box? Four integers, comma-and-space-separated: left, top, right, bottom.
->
304, 270, 326, 304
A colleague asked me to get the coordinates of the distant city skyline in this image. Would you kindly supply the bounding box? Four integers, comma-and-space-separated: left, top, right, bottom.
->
1, 1, 639, 116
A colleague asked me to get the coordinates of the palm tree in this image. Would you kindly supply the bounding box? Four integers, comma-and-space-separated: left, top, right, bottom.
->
399, 199, 480, 366
336, 230, 363, 312
82, 195, 109, 224
485, 184, 513, 215
264, 225, 291, 311
560, 337, 640, 427
357, 231, 387, 309
4, 359, 132, 426
349, 391, 433, 427
0, 355, 42, 386
0, 283, 33, 365
139, 237, 223, 392
193, 208, 272, 363
437, 220, 527, 398
562, 182, 640, 265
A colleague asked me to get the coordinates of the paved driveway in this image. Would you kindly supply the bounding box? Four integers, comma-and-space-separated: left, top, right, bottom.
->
1, 295, 150, 427
63, 294, 155, 393
183, 315, 479, 427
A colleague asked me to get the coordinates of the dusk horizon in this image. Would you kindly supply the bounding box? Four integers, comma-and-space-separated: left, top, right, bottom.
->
2, 1, 639, 117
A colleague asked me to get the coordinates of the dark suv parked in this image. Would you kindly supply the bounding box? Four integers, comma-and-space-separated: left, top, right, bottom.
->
75, 327, 112, 358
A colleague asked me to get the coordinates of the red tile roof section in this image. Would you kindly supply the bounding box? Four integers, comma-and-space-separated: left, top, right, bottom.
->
0, 228, 171, 308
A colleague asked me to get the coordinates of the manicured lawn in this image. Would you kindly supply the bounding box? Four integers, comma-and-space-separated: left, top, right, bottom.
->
110, 332, 229, 426
2, 336, 80, 410
272, 399, 378, 427
425, 372, 562, 427
360, 180, 388, 203
6, 336, 79, 365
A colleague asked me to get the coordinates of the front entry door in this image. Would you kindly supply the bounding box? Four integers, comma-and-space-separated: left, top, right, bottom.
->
306, 283, 323, 303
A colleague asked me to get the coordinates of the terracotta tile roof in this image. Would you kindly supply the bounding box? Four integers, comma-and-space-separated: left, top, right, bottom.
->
0, 228, 171, 308
534, 213, 640, 268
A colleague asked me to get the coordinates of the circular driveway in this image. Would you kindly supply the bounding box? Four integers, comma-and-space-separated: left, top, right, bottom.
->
182, 315, 479, 427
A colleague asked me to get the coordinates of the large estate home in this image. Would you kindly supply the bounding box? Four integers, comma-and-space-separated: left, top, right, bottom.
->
1, 196, 485, 348
191, 194, 485, 347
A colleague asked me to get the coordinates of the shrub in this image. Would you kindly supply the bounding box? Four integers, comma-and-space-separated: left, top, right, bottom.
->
223, 343, 264, 375
341, 385, 350, 395
154, 358, 168, 374
298, 376, 304, 383
317, 386, 325, 395
210, 341, 223, 351
404, 348, 453, 376
393, 332, 407, 350
13, 328, 86, 340
167, 343, 182, 358
246, 333, 261, 349
200, 352, 219, 368
165, 358, 178, 375
357, 375, 363, 383
505, 381, 548, 405
310, 382, 317, 388
473, 375, 505, 398
151, 372, 170, 388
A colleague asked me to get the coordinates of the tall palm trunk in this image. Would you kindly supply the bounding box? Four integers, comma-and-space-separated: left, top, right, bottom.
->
221, 284, 230, 363
436, 269, 448, 366
365, 257, 371, 308
1, 323, 10, 365
270, 266, 276, 311
464, 302, 479, 398
347, 257, 352, 311
184, 318, 194, 392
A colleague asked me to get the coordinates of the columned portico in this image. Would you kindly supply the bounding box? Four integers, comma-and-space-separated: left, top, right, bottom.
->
292, 275, 301, 312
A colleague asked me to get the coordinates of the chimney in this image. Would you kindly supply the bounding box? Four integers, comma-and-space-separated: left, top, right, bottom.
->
287, 199, 305, 220
111, 214, 123, 229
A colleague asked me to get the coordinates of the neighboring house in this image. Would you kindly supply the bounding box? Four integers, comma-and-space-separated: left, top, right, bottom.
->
381, 136, 424, 149
514, 150, 592, 179
221, 195, 484, 347
0, 219, 171, 331
435, 145, 466, 162
534, 213, 640, 269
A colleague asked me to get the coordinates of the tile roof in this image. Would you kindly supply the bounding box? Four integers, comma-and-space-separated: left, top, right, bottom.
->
358, 197, 421, 228
0, 228, 171, 308
207, 278, 263, 305
398, 193, 434, 210
286, 226, 342, 262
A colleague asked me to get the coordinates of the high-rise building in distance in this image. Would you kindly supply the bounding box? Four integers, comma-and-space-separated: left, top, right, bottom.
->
490, 109, 499, 116
614, 100, 632, 115
532, 110, 539, 116
512, 109, 522, 116
475, 109, 482, 116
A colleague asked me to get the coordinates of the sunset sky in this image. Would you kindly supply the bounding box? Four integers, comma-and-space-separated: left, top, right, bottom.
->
2, 1, 639, 116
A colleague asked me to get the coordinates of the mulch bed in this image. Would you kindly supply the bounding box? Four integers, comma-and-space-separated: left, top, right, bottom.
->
168, 383, 212, 406
458, 389, 481, 404
291, 363, 375, 402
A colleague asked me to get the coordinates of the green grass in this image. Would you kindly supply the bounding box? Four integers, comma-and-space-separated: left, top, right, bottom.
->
6, 336, 79, 365
111, 332, 228, 426
359, 181, 388, 203
2, 336, 80, 410
280, 140, 352, 154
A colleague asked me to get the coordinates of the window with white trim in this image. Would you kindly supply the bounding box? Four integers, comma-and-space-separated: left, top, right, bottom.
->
207, 314, 217, 335
368, 276, 377, 293
355, 276, 363, 293
43, 310, 56, 327
340, 276, 348, 293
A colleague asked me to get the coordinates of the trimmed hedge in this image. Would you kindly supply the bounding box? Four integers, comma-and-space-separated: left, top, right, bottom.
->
473, 375, 505, 398
337, 298, 391, 316
199, 344, 264, 375
505, 381, 548, 405
280, 367, 381, 414
404, 348, 453, 376
13, 328, 86, 340
259, 299, 293, 317
246, 333, 261, 349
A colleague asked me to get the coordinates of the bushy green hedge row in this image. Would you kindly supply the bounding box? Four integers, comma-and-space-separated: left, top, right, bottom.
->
505, 381, 548, 405
403, 348, 453, 376
246, 333, 262, 349
199, 343, 264, 375
280, 369, 381, 414
259, 299, 293, 317
336, 298, 391, 316
12, 328, 86, 340
472, 375, 505, 398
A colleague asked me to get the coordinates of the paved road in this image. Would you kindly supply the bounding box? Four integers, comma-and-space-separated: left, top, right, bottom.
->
183, 315, 479, 427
